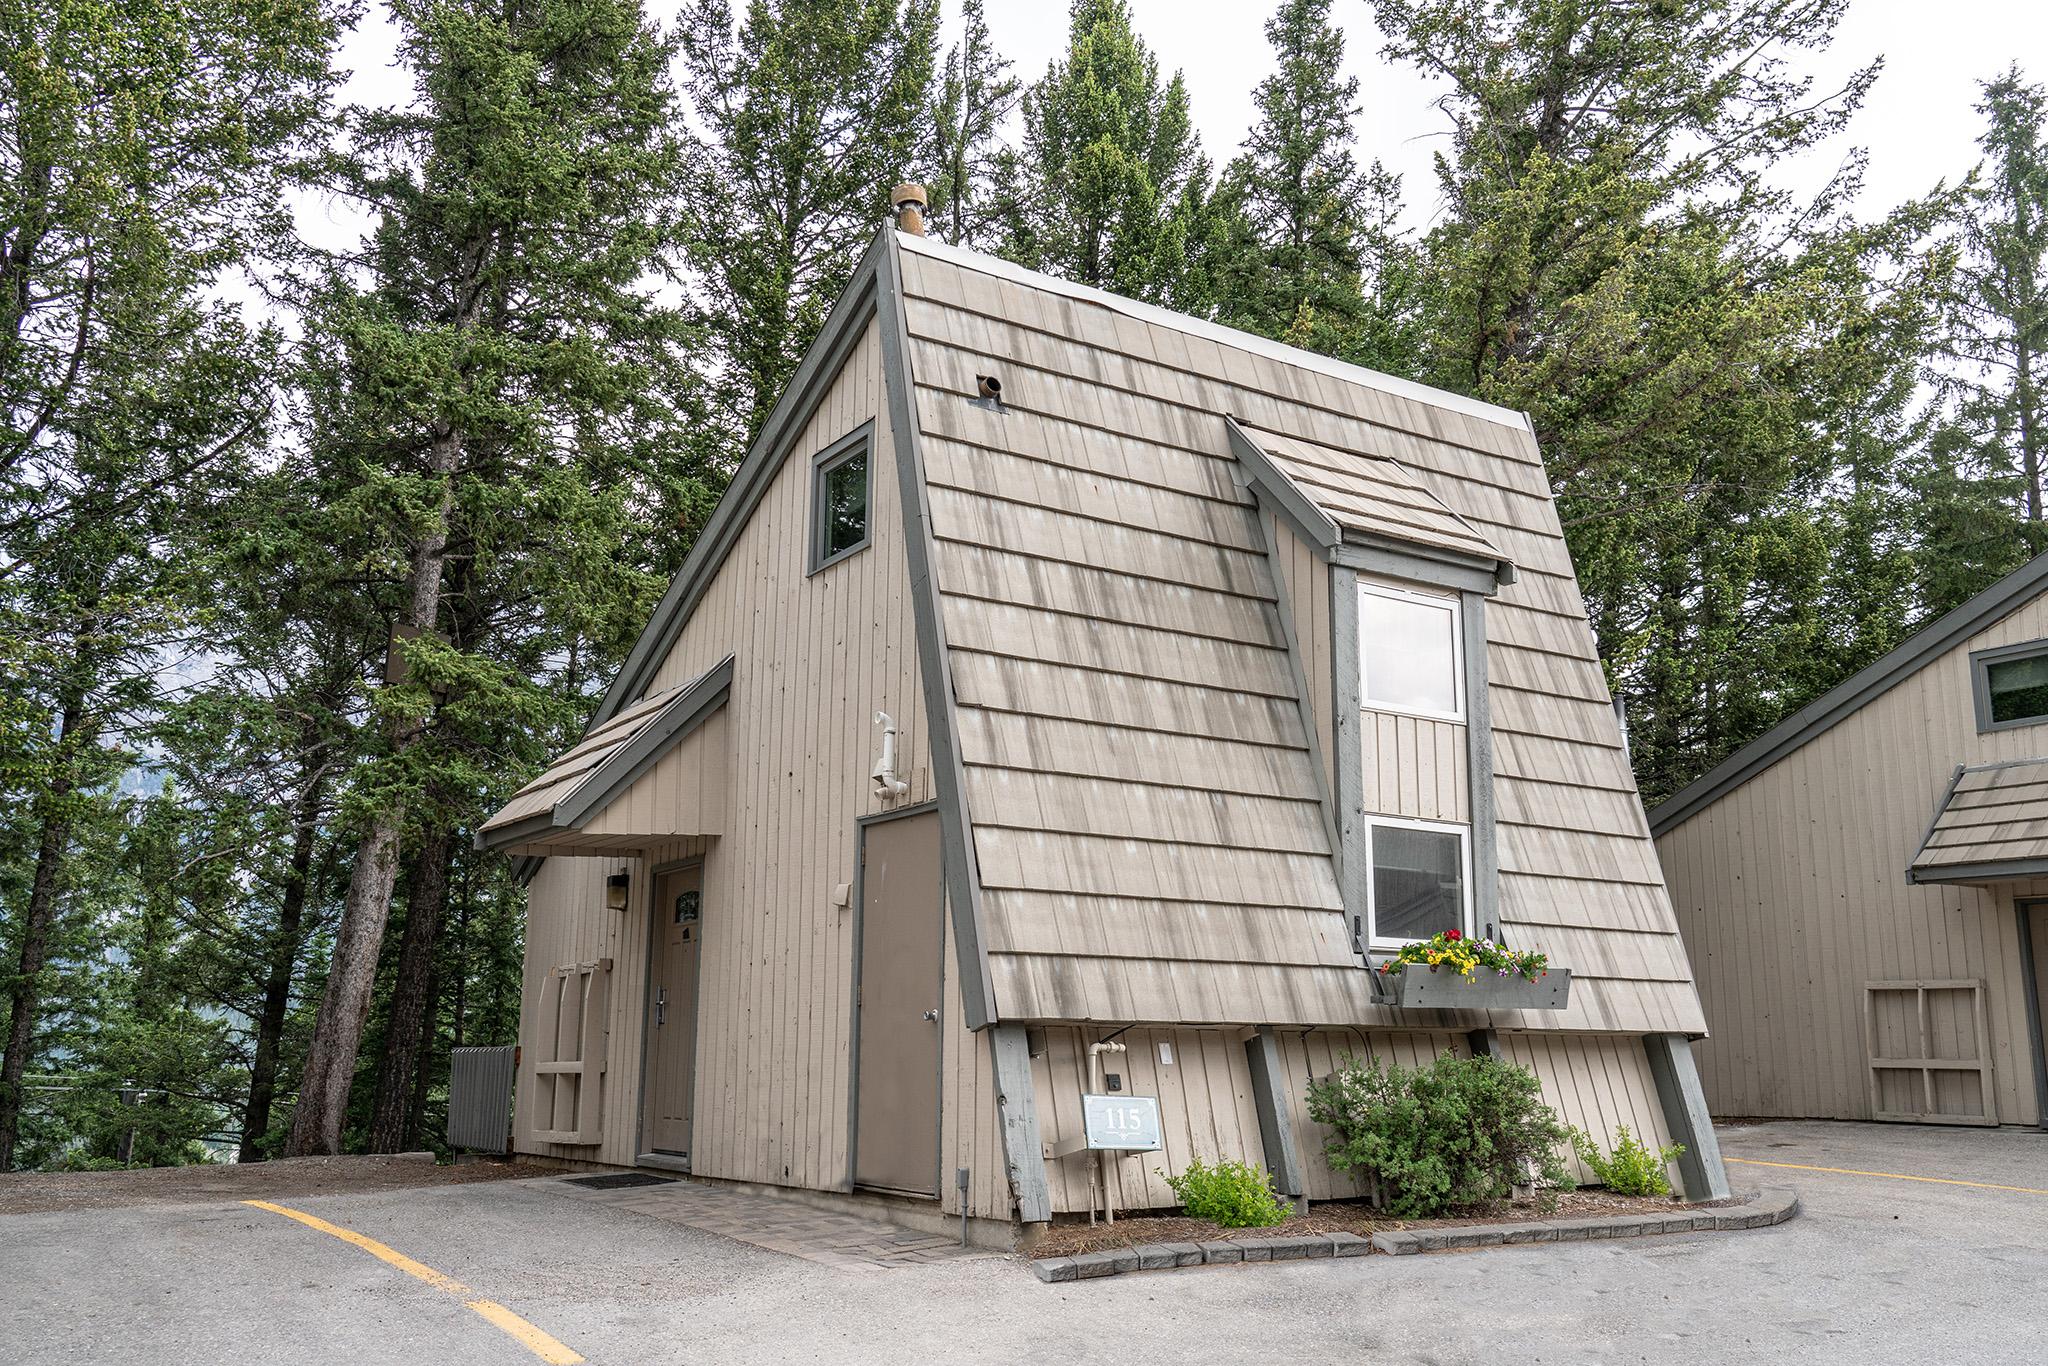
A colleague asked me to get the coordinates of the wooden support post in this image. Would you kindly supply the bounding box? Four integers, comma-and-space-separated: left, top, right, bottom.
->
988, 1024, 1051, 1225
1643, 1033, 1731, 1201
1245, 1027, 1307, 1214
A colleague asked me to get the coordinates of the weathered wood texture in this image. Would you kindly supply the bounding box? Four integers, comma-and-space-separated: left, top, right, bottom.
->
899, 236, 1701, 1033
1026, 1025, 1675, 1212
1360, 710, 1469, 823
515, 317, 953, 1194
1657, 591, 2048, 1125
1912, 759, 2048, 874
1236, 421, 1503, 561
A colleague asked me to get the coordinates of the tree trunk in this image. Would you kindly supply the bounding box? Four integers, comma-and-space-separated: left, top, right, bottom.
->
0, 697, 83, 1171
239, 774, 325, 1162
285, 421, 464, 1156
366, 823, 454, 1153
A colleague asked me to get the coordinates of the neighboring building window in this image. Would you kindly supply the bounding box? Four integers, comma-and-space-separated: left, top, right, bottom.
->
1366, 817, 1470, 946
1976, 640, 2048, 731
811, 426, 871, 571
1359, 580, 1463, 720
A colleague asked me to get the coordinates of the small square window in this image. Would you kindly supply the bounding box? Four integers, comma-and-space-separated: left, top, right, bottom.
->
1981, 646, 2048, 729
1360, 581, 1463, 719
1366, 819, 1469, 947
810, 427, 872, 571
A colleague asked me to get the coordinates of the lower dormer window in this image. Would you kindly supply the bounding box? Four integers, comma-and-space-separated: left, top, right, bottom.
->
1365, 816, 1470, 947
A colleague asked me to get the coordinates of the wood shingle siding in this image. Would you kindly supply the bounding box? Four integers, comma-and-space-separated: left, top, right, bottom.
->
899, 235, 1703, 1034
1912, 759, 2048, 876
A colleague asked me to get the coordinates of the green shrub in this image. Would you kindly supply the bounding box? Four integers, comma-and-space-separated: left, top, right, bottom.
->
1570, 1125, 1684, 1197
1159, 1155, 1292, 1227
1306, 1052, 1573, 1218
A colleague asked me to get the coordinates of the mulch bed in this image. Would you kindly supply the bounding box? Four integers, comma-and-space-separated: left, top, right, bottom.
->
1027, 1189, 1711, 1259
0, 1153, 550, 1216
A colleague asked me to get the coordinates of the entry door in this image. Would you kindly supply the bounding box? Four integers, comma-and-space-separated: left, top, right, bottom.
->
854, 811, 944, 1196
645, 865, 703, 1159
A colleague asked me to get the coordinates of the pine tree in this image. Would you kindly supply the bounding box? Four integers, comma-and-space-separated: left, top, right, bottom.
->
285, 0, 708, 1156
1372, 0, 1955, 800
680, 0, 939, 444
1209, 0, 1372, 350
1931, 66, 2047, 572
1001, 0, 1210, 307
923, 0, 1020, 250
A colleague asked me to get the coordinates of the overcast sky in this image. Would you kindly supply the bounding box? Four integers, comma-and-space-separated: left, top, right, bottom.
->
309, 0, 2045, 247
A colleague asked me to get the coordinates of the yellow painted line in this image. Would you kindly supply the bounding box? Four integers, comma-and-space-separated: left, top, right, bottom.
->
243, 1199, 582, 1364
1725, 1156, 2048, 1197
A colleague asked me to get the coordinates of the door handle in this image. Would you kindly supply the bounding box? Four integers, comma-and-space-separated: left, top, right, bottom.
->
923, 1008, 939, 1022
656, 987, 667, 1026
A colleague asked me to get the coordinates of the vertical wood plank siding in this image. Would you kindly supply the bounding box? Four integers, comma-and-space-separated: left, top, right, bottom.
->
899, 240, 1701, 1034
1026, 1025, 1675, 1211
515, 317, 952, 1189
1657, 593, 2048, 1126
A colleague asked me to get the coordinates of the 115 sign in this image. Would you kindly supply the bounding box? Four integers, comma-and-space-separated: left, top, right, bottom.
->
1081, 1093, 1162, 1151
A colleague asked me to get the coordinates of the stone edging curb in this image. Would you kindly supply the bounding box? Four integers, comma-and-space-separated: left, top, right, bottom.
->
1031, 1188, 1799, 1283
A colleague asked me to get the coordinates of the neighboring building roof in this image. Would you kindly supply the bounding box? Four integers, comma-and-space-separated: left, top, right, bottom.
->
896, 231, 1701, 1033
1908, 757, 2048, 884
1649, 553, 2048, 838
478, 656, 733, 854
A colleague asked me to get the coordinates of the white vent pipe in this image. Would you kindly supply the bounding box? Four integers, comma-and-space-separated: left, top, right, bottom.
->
871, 711, 909, 799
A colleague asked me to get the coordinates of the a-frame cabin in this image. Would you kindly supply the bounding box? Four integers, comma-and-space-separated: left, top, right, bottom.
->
479, 190, 1728, 1240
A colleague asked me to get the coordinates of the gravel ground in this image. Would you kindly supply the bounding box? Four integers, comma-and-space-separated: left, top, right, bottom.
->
0, 1153, 548, 1215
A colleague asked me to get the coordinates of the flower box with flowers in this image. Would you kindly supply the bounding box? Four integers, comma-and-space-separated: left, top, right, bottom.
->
1366, 930, 1572, 1010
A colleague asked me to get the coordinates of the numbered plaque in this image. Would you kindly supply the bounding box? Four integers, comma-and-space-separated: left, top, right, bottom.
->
1081, 1093, 1162, 1151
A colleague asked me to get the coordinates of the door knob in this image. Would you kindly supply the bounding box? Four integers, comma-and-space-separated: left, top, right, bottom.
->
923, 1008, 939, 1022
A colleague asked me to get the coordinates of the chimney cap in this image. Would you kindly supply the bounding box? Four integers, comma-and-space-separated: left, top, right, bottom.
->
893, 183, 928, 236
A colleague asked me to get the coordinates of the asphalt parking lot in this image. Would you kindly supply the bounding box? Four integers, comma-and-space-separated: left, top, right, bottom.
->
4, 1119, 2045, 1365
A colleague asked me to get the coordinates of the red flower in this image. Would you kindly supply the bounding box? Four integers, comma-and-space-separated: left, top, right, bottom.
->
1446, 929, 1462, 941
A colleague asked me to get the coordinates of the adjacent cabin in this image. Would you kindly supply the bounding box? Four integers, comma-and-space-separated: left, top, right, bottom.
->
479, 189, 1729, 1239
1652, 556, 2048, 1130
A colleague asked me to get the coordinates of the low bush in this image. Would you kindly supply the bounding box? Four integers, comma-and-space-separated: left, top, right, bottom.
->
1306, 1052, 1573, 1218
1160, 1155, 1292, 1227
1570, 1125, 1684, 1197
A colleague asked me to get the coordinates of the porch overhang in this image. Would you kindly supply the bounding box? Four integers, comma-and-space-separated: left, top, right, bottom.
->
478, 655, 733, 858
1908, 757, 2048, 885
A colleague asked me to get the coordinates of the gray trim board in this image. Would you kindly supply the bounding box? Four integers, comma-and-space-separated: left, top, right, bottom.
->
1642, 1033, 1730, 1201
1462, 592, 1501, 940
1907, 858, 2048, 886
989, 1024, 1051, 1224
1244, 1027, 1306, 1211
877, 228, 999, 1032
1333, 542, 1500, 596
807, 420, 876, 574
1971, 636, 2048, 733
1651, 552, 2048, 836
1224, 415, 1339, 552
1329, 564, 1368, 957
589, 236, 888, 731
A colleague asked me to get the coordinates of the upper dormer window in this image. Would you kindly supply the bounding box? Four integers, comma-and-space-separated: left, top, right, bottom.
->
811, 425, 872, 572
1359, 580, 1464, 721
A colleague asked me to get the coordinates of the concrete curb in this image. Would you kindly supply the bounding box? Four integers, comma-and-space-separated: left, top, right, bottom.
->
1029, 1190, 1798, 1283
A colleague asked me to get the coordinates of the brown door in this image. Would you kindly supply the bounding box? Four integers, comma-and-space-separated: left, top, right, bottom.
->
853, 811, 944, 1195
644, 865, 703, 1159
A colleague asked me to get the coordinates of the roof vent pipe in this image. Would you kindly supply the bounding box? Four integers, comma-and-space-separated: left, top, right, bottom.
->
892, 183, 928, 237
871, 711, 909, 799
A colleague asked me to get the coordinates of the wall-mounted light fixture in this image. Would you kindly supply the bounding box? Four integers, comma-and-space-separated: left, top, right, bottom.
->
605, 872, 631, 911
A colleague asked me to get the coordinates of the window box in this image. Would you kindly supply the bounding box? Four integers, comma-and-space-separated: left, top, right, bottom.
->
1369, 963, 1572, 1010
